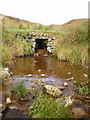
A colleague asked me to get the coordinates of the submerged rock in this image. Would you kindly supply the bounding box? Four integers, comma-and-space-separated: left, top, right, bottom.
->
45, 85, 63, 97
27, 74, 32, 77
63, 82, 68, 87
9, 106, 18, 110
67, 77, 74, 81
71, 108, 86, 118
41, 74, 45, 77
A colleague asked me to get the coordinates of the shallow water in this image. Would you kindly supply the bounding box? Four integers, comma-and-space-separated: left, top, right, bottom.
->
2, 55, 89, 118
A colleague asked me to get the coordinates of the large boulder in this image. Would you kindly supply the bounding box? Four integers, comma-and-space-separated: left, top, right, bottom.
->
0, 103, 5, 113
71, 108, 86, 118
0, 103, 6, 117
44, 85, 63, 97
0, 70, 11, 85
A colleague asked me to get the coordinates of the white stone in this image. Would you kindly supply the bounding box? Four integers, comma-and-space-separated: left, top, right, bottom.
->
52, 37, 55, 40
10, 72, 13, 75
47, 47, 52, 53
41, 74, 45, 77
33, 42, 36, 48
64, 82, 68, 87
74, 81, 76, 83
38, 69, 42, 72
4, 68, 9, 71
67, 77, 74, 81
84, 74, 88, 78
27, 74, 32, 77
67, 72, 71, 75
9, 106, 18, 110
6, 97, 11, 104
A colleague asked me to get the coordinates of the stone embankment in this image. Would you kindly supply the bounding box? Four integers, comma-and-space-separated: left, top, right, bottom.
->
14, 32, 55, 53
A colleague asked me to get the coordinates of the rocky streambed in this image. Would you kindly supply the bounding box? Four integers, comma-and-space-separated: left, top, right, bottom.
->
0, 55, 89, 119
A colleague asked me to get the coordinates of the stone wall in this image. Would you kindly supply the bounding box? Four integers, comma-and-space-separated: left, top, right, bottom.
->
14, 32, 56, 53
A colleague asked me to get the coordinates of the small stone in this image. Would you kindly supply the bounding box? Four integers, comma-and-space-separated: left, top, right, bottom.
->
27, 74, 32, 77
74, 81, 76, 83
57, 86, 66, 90
6, 97, 11, 104
72, 108, 86, 118
34, 61, 37, 63
9, 106, 18, 110
67, 77, 74, 81
10, 72, 13, 75
67, 72, 71, 75
41, 74, 45, 77
84, 74, 88, 78
38, 69, 42, 72
4, 68, 9, 71
63, 82, 68, 87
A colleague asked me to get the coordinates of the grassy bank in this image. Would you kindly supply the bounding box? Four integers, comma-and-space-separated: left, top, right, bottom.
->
1, 14, 88, 67
53, 19, 88, 67
2, 31, 33, 65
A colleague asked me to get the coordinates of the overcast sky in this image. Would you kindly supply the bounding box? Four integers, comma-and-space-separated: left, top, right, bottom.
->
0, 0, 89, 25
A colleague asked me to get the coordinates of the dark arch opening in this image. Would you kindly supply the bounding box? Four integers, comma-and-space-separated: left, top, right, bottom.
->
35, 39, 48, 52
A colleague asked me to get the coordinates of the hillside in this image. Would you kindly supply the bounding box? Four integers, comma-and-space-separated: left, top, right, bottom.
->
0, 14, 88, 67
0, 14, 38, 31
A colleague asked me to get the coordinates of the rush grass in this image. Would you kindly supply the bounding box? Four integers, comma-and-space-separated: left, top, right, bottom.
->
29, 92, 73, 118
2, 31, 33, 65
53, 20, 88, 67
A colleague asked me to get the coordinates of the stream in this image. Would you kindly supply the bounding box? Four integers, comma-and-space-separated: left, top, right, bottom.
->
1, 55, 90, 119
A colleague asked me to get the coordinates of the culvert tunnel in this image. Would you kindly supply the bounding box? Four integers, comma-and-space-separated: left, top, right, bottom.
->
35, 39, 48, 54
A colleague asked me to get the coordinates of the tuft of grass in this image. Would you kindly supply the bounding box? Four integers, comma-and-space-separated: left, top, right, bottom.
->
76, 86, 90, 95
70, 49, 81, 64
29, 92, 73, 118
10, 83, 29, 100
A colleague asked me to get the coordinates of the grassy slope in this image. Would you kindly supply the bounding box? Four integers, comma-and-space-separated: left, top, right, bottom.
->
53, 19, 88, 67
0, 14, 88, 67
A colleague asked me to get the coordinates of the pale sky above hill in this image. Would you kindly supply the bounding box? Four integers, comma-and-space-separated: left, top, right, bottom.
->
0, 0, 89, 25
